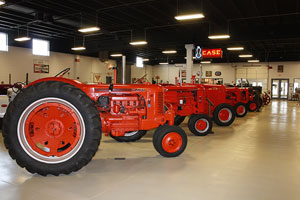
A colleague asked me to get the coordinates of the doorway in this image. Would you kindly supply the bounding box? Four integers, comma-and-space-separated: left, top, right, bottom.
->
271, 79, 289, 99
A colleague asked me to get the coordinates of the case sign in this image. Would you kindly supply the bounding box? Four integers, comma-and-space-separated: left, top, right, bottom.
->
202, 48, 223, 58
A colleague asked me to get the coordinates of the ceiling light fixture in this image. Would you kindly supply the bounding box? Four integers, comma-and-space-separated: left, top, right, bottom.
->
248, 60, 260, 63
208, 35, 230, 40
0, 0, 5, 5
71, 46, 86, 51
239, 54, 253, 58
14, 37, 31, 42
110, 54, 123, 57
159, 62, 169, 65
175, 13, 205, 20
78, 26, 100, 33
201, 61, 211, 64
143, 58, 149, 62
130, 41, 148, 46
227, 47, 244, 51
162, 50, 177, 54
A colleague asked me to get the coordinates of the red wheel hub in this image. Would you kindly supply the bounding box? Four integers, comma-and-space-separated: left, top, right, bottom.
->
162, 132, 182, 153
195, 119, 207, 131
250, 103, 257, 110
24, 102, 81, 157
237, 105, 245, 114
218, 109, 230, 121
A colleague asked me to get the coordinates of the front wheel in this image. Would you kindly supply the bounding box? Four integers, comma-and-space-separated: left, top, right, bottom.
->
153, 125, 187, 157
188, 114, 212, 136
235, 103, 248, 117
213, 104, 235, 126
247, 101, 258, 112
111, 130, 147, 142
2, 81, 102, 176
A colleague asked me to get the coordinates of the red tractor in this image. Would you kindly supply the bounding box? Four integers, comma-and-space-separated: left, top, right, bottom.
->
162, 84, 213, 136
2, 69, 187, 176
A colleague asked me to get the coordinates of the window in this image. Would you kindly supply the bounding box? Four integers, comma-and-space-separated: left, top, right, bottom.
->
0, 32, 8, 51
32, 39, 50, 56
136, 57, 144, 68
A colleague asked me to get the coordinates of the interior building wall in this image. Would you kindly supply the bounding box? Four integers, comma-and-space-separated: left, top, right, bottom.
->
0, 46, 116, 84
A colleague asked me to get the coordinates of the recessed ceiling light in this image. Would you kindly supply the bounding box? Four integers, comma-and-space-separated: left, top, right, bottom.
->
162, 50, 177, 54
143, 58, 149, 62
227, 47, 244, 51
208, 35, 230, 39
130, 41, 148, 45
14, 37, 31, 42
201, 61, 211, 64
184, 57, 197, 59
175, 13, 205, 20
159, 62, 169, 65
0, 0, 5, 5
110, 54, 123, 57
78, 26, 100, 33
248, 60, 260, 63
239, 54, 253, 58
71, 46, 86, 51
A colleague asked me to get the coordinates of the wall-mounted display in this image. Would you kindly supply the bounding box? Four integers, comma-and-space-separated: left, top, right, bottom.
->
93, 73, 101, 83
33, 59, 49, 73
215, 71, 222, 76
206, 71, 212, 77
278, 65, 284, 73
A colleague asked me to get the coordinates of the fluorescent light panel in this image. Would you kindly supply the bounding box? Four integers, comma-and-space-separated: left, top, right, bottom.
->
208, 35, 230, 39
130, 41, 148, 45
143, 58, 149, 62
239, 54, 253, 58
162, 50, 177, 54
110, 54, 123, 57
159, 62, 168, 65
201, 61, 211, 64
14, 37, 31, 42
71, 46, 86, 51
78, 26, 100, 33
0, 0, 5, 5
227, 47, 244, 51
248, 60, 260, 63
175, 13, 205, 20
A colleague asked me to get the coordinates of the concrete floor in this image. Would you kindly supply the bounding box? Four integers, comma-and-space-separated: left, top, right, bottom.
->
1, 100, 300, 200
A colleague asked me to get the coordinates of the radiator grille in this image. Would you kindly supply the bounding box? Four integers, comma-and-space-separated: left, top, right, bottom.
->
157, 92, 164, 114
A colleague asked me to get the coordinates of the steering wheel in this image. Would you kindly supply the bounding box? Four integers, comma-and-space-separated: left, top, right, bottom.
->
12, 82, 25, 94
55, 68, 71, 77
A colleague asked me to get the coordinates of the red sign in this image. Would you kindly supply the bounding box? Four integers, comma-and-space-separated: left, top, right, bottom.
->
202, 48, 223, 58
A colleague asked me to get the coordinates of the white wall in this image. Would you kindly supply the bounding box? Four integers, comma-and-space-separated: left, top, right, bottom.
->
0, 46, 116, 84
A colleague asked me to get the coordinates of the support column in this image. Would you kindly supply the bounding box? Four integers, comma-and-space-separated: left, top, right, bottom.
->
185, 44, 194, 83
122, 56, 126, 84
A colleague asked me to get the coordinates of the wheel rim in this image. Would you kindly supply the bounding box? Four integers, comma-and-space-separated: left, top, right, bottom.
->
162, 132, 182, 153
124, 131, 138, 137
195, 118, 209, 133
237, 105, 246, 115
17, 98, 85, 164
218, 108, 232, 123
250, 103, 257, 110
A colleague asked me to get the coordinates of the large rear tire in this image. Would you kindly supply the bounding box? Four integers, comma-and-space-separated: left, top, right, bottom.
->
213, 104, 235, 126
153, 125, 187, 157
111, 130, 147, 142
174, 115, 186, 126
2, 81, 101, 176
188, 114, 212, 136
234, 103, 247, 118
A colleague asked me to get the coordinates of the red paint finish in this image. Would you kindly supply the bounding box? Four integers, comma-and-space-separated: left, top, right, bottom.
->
202, 48, 223, 58
196, 120, 207, 131
162, 132, 183, 153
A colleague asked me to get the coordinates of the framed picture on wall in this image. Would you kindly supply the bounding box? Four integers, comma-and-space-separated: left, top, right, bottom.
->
278, 65, 284, 73
93, 73, 101, 83
206, 71, 212, 77
33, 59, 49, 73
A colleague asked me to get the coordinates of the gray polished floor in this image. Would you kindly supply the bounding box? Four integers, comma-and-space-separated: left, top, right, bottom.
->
0, 100, 299, 200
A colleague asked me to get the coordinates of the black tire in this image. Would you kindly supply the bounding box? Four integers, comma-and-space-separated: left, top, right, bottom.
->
188, 114, 212, 136
234, 103, 248, 118
213, 104, 236, 126
153, 125, 187, 157
2, 81, 101, 176
174, 115, 186, 126
0, 118, 2, 130
247, 100, 258, 112
111, 130, 147, 142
